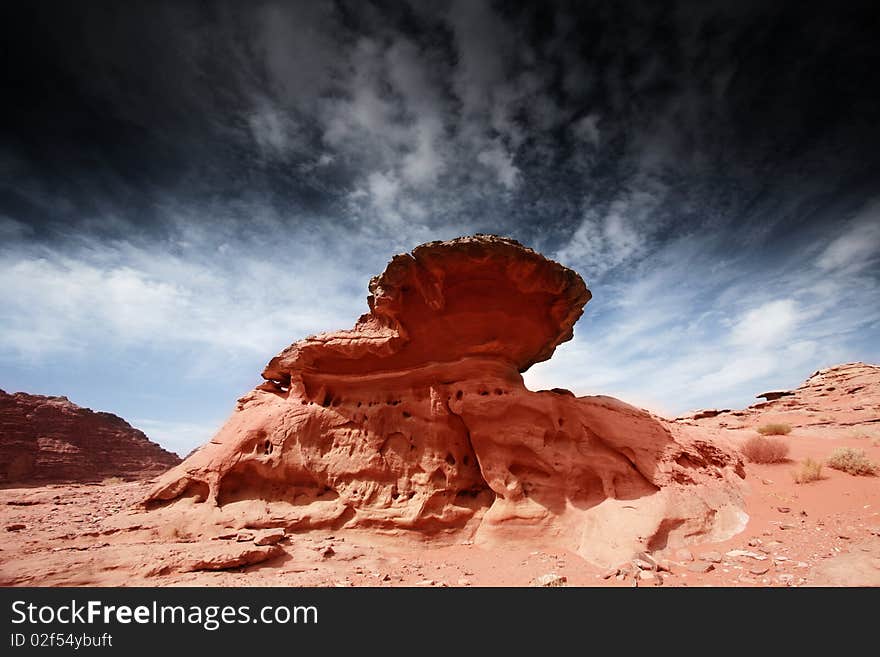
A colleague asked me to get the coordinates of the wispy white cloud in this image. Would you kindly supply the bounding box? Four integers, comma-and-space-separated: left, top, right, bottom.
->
572, 114, 601, 147
476, 141, 520, 190
0, 220, 361, 364
556, 178, 668, 279
729, 299, 800, 349
248, 102, 301, 159
817, 198, 880, 273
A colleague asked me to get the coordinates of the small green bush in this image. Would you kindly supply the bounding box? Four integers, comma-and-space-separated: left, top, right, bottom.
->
826, 448, 877, 476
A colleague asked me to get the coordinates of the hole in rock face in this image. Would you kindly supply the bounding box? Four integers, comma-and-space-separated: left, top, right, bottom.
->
479, 390, 489, 396
455, 390, 463, 400
321, 392, 333, 407
568, 469, 606, 509
402, 411, 411, 418
218, 463, 327, 506
494, 388, 503, 395
182, 480, 210, 503
264, 440, 273, 455
508, 462, 551, 481
445, 453, 456, 466
462, 454, 470, 466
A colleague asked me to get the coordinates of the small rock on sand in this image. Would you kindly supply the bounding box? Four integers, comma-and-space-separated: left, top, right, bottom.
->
531, 573, 567, 587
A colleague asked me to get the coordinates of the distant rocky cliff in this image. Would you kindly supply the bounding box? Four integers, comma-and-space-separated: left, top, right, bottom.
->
0, 390, 180, 484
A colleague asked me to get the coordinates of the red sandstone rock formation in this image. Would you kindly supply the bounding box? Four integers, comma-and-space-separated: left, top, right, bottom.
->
146, 235, 747, 566
0, 390, 180, 484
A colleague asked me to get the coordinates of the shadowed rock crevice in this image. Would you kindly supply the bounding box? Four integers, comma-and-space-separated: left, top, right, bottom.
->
145, 235, 747, 564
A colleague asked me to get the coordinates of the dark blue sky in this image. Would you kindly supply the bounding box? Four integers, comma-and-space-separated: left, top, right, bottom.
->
2, 1, 879, 454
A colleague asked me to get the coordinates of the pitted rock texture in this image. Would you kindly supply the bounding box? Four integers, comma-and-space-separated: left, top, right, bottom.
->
0, 390, 180, 484
146, 235, 747, 566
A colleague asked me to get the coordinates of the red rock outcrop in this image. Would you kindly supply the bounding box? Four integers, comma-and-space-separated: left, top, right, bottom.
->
677, 362, 880, 434
0, 390, 180, 484
146, 235, 747, 565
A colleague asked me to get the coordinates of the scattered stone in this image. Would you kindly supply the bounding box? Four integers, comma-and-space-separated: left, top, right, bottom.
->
638, 570, 657, 582
674, 548, 694, 562
725, 550, 767, 561
5, 524, 26, 532
687, 562, 715, 574
749, 565, 770, 576
700, 551, 723, 563
321, 546, 335, 559
601, 567, 619, 580
253, 528, 286, 546
634, 551, 658, 567
235, 531, 254, 542
632, 558, 656, 571
777, 507, 791, 513
457, 578, 471, 586
183, 544, 283, 572
531, 573, 567, 587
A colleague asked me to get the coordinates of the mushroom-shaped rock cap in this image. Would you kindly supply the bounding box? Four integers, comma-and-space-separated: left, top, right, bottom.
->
263, 235, 590, 381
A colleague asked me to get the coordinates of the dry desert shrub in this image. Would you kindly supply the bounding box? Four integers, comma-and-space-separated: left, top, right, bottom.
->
793, 458, 823, 484
826, 448, 877, 476
101, 476, 125, 485
741, 435, 790, 464
756, 423, 792, 436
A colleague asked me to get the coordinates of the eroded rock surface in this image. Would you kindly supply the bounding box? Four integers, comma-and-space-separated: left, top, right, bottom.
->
146, 235, 747, 565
